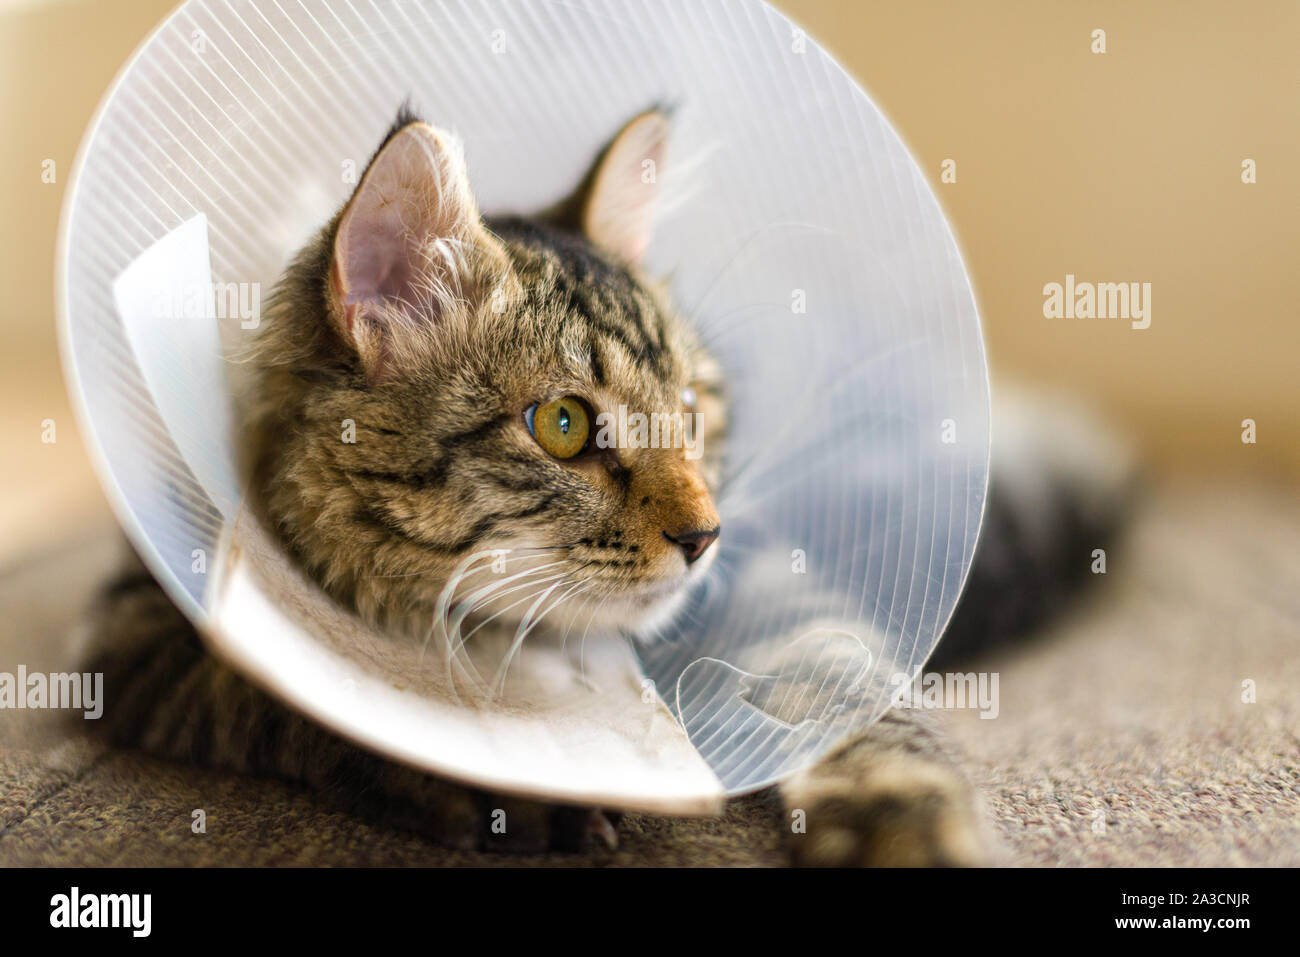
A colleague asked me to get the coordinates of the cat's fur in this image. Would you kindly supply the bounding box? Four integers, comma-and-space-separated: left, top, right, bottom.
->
82, 107, 1130, 864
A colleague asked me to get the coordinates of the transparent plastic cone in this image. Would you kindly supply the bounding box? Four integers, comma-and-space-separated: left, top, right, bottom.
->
58, 0, 988, 811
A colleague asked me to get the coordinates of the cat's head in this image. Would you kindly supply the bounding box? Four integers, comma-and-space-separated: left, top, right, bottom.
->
251, 108, 725, 641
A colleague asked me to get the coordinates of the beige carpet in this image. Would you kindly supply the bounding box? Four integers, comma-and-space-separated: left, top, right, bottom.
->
1, 480, 1296, 866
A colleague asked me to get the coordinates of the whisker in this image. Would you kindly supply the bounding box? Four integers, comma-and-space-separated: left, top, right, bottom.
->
438, 562, 570, 697
447, 568, 571, 661
490, 578, 595, 697
418, 548, 567, 699
362, 546, 560, 581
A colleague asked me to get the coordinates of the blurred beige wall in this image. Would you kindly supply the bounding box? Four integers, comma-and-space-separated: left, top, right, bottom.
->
780, 0, 1299, 480
1, 0, 180, 555
1, 0, 1295, 554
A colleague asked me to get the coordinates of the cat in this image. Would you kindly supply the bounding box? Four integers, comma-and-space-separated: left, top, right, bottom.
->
82, 106, 1131, 865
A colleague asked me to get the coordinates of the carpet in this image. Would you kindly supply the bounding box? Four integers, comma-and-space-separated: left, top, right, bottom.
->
1, 480, 1296, 866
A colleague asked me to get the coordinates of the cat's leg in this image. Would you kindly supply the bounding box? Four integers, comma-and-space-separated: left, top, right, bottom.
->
81, 550, 616, 853
729, 626, 990, 866
778, 708, 989, 867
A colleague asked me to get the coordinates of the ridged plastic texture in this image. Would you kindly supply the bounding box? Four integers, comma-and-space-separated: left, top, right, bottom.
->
59, 0, 988, 795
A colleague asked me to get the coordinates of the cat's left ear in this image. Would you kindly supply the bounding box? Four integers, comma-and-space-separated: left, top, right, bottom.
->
329, 120, 498, 377
552, 110, 670, 266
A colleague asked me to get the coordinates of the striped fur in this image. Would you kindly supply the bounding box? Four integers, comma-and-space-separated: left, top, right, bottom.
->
82, 107, 1131, 863
243, 125, 727, 637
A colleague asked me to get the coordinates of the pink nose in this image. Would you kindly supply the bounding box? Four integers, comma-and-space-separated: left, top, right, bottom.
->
663, 526, 721, 565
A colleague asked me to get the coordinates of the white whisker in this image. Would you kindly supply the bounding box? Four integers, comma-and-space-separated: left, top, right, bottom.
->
489, 577, 591, 696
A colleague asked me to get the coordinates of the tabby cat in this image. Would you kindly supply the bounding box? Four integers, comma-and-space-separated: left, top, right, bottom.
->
84, 107, 1128, 865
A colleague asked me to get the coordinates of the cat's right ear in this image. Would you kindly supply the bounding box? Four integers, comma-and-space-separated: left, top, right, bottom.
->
328, 121, 494, 378
548, 110, 670, 266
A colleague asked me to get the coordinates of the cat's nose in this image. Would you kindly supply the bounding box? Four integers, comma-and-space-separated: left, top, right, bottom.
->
663, 525, 720, 565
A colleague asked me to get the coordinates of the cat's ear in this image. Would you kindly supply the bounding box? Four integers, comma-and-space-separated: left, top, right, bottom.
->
552, 110, 670, 266
328, 120, 491, 376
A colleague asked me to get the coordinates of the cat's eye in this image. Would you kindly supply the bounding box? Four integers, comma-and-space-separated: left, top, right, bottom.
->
526, 396, 591, 460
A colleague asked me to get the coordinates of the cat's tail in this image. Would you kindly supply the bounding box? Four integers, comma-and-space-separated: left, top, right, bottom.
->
929, 386, 1140, 669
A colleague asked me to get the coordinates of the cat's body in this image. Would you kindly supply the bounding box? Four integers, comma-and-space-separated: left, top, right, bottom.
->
81, 108, 1130, 865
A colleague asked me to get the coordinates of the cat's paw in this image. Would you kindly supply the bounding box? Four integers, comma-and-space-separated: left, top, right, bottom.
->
781, 755, 987, 867
477, 795, 621, 854
364, 770, 485, 852
370, 764, 619, 854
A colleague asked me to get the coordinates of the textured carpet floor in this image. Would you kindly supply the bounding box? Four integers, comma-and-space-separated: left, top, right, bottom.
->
1, 480, 1296, 866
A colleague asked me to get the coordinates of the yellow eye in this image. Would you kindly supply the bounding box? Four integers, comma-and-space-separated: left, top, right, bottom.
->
527, 396, 591, 459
